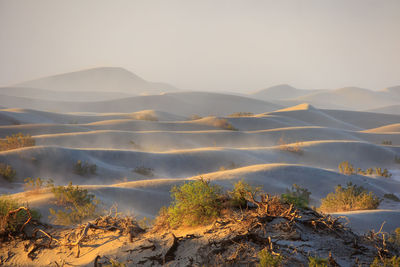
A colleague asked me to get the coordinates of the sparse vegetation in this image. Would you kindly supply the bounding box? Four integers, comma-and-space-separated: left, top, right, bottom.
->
165, 178, 223, 228
281, 184, 311, 209
219, 161, 240, 171
395, 156, 400, 164
382, 140, 393, 145
278, 137, 303, 155
49, 182, 100, 225
133, 166, 154, 177
189, 114, 202, 120
0, 163, 16, 182
213, 118, 238, 131
388, 227, 400, 247
339, 161, 392, 178
370, 256, 400, 267
257, 249, 283, 267
308, 256, 328, 267
229, 112, 254, 117
0, 196, 40, 236
74, 160, 97, 176
319, 182, 381, 212
0, 133, 35, 151
228, 180, 261, 208
384, 193, 400, 202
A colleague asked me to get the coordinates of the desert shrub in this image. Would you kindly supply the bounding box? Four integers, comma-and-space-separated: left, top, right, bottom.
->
395, 156, 400, 164
387, 227, 400, 248
228, 180, 261, 208
74, 160, 97, 176
382, 140, 393, 145
375, 168, 392, 178
281, 184, 311, 209
384, 194, 400, 202
49, 182, 99, 225
219, 162, 240, 171
213, 118, 237, 131
0, 163, 16, 182
228, 112, 254, 117
308, 256, 328, 267
338, 161, 356, 175
104, 259, 127, 267
133, 166, 154, 177
370, 256, 400, 267
24, 177, 53, 194
0, 196, 40, 234
278, 137, 303, 155
166, 178, 223, 228
0, 133, 35, 151
257, 249, 283, 267
319, 182, 381, 212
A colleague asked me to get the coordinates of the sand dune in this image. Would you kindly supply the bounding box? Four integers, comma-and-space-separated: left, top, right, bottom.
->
251, 84, 322, 100
366, 104, 400, 115
15, 67, 178, 95
0, 86, 133, 102
363, 123, 400, 133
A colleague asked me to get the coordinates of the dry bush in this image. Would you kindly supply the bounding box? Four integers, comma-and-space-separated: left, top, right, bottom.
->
319, 182, 381, 212
133, 166, 154, 177
212, 118, 237, 131
228, 180, 261, 208
228, 112, 254, 117
0, 163, 16, 182
338, 161, 355, 175
382, 140, 392, 145
0, 133, 35, 151
278, 137, 303, 155
384, 193, 400, 202
74, 160, 97, 176
219, 162, 240, 171
24, 177, 53, 195
49, 182, 100, 225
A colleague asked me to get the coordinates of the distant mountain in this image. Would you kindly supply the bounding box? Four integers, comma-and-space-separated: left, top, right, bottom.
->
0, 86, 133, 102
291, 87, 399, 110
0, 91, 282, 116
251, 84, 322, 100
15, 67, 179, 95
366, 104, 400, 115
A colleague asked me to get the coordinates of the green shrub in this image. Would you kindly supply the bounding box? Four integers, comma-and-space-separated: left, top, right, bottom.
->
281, 184, 311, 209
49, 182, 99, 225
0, 196, 40, 234
133, 166, 154, 177
338, 161, 355, 175
0, 133, 35, 151
166, 178, 223, 228
228, 180, 261, 208
388, 227, 400, 247
319, 182, 381, 212
308, 256, 328, 267
370, 256, 400, 267
0, 163, 16, 182
257, 249, 283, 267
375, 168, 392, 178
74, 160, 97, 176
384, 194, 400, 202
24, 177, 53, 194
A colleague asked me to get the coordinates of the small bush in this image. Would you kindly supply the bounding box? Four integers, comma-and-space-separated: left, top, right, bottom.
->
370, 256, 400, 267
0, 196, 40, 234
133, 166, 154, 177
49, 182, 99, 225
74, 160, 97, 176
189, 115, 202, 120
308, 256, 328, 267
257, 249, 283, 267
281, 184, 311, 209
219, 162, 240, 171
384, 194, 400, 202
278, 137, 303, 155
0, 163, 16, 182
338, 161, 355, 175
166, 178, 223, 228
375, 168, 392, 178
395, 156, 400, 164
228, 112, 254, 117
213, 118, 237, 131
228, 180, 261, 208
319, 182, 381, 212
0, 133, 35, 151
382, 140, 393, 145
387, 227, 400, 248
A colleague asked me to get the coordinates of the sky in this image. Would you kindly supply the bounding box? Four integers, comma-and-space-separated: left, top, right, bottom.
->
0, 0, 399, 92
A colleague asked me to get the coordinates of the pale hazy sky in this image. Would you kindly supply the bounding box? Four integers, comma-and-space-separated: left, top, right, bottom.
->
0, 0, 399, 92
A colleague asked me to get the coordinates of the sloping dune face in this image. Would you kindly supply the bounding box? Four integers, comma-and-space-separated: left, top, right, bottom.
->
1, 83, 400, 235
